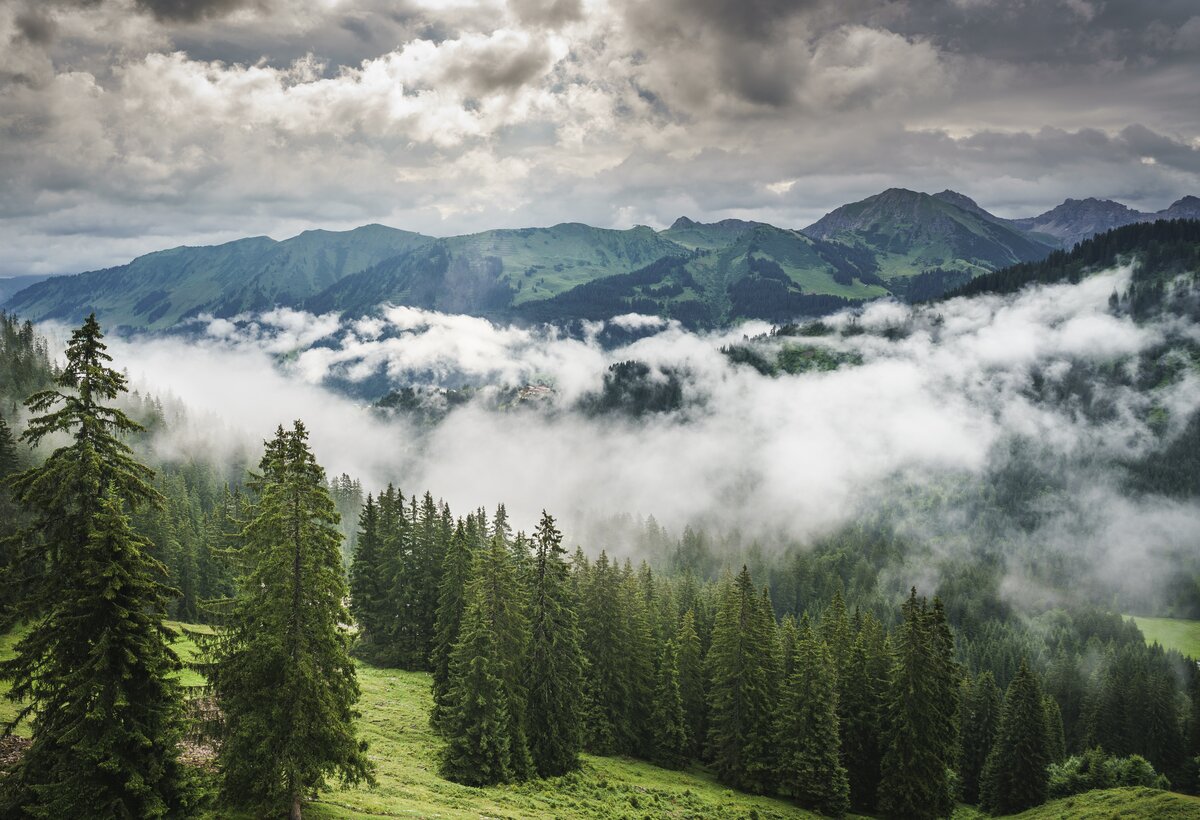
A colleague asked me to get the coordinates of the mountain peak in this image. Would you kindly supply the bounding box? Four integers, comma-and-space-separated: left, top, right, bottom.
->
669, 216, 698, 230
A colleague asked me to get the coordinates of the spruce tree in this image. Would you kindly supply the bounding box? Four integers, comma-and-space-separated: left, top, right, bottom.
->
706, 567, 777, 793
0, 314, 193, 818
441, 530, 531, 783
981, 659, 1050, 815
959, 671, 1003, 805
675, 609, 706, 759
210, 422, 372, 819
349, 494, 387, 655
651, 639, 690, 769
879, 590, 960, 820
578, 551, 631, 755
841, 614, 889, 812
430, 519, 474, 732
776, 625, 850, 817
1043, 694, 1066, 765
524, 511, 585, 777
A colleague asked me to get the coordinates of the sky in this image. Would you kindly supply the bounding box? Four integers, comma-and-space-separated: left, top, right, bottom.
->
2, 0, 1200, 276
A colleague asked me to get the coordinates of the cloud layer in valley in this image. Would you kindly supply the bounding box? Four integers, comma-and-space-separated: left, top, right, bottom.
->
91, 266, 1200, 610
2, 0, 1200, 276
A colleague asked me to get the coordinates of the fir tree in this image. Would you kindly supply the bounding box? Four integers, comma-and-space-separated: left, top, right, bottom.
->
776, 624, 850, 817
651, 639, 690, 769
430, 519, 474, 732
1043, 695, 1066, 765
981, 659, 1050, 815
879, 590, 960, 820
210, 422, 372, 819
959, 671, 1003, 806
841, 614, 889, 812
524, 511, 585, 777
0, 314, 193, 818
675, 609, 706, 759
441, 530, 531, 783
348, 494, 386, 652
706, 567, 778, 793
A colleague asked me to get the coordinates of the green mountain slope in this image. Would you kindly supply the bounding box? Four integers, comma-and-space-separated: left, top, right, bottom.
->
804, 188, 1054, 279
306, 223, 688, 316
515, 224, 889, 327
5, 224, 434, 329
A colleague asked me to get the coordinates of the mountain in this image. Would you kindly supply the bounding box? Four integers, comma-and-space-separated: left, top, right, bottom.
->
5, 224, 435, 329
0, 274, 54, 304
803, 188, 1056, 278
659, 217, 767, 250
306, 223, 688, 317
8, 188, 1196, 333
1010, 198, 1143, 249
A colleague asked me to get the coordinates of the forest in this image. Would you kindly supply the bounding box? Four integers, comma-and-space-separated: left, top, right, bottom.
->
0, 297, 1199, 819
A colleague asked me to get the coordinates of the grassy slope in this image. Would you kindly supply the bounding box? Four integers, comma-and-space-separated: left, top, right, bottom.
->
1128, 615, 1200, 658
997, 787, 1200, 819
306, 665, 831, 820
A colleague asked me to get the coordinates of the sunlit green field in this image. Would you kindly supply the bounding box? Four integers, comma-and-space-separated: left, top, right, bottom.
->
1128, 615, 1200, 658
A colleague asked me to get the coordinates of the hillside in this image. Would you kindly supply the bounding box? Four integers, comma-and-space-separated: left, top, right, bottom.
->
803, 188, 1055, 279
1012, 196, 1200, 249
4, 224, 434, 330
1004, 787, 1200, 819
947, 219, 1200, 301
7, 190, 1199, 332
306, 223, 688, 317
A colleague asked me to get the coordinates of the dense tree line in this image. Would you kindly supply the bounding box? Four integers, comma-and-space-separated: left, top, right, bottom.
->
949, 218, 1200, 301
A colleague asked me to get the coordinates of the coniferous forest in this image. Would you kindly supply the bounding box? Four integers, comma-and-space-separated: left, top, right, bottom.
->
2, 268, 1200, 819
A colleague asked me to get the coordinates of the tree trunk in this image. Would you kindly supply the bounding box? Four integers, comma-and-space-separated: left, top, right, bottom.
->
291, 795, 303, 820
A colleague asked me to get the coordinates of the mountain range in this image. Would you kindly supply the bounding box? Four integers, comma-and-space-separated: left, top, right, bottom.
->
5, 189, 1198, 330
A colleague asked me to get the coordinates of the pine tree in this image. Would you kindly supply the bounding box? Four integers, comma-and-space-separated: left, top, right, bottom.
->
210, 422, 372, 819
960, 671, 1003, 806
776, 624, 850, 817
981, 659, 1050, 815
441, 530, 531, 783
879, 590, 960, 820
706, 567, 778, 793
430, 519, 474, 732
0, 314, 193, 818
349, 494, 386, 653
578, 551, 631, 755
651, 639, 690, 769
524, 511, 585, 777
841, 613, 889, 812
675, 609, 706, 759
1043, 695, 1066, 765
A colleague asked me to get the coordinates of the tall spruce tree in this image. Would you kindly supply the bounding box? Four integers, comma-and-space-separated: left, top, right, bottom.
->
776, 624, 850, 817
210, 422, 372, 820
675, 609, 706, 759
430, 519, 474, 732
441, 530, 531, 783
841, 614, 889, 812
0, 314, 193, 818
349, 494, 387, 654
981, 659, 1050, 815
706, 567, 778, 793
959, 671, 1003, 805
1043, 695, 1066, 765
879, 590, 960, 820
524, 511, 585, 777
651, 639, 690, 768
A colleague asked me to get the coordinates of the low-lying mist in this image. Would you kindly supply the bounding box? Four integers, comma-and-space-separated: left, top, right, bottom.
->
89, 265, 1200, 611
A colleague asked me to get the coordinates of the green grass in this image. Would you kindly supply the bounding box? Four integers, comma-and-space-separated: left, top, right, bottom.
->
1128, 615, 1200, 658
303, 664, 834, 820
1009, 787, 1200, 818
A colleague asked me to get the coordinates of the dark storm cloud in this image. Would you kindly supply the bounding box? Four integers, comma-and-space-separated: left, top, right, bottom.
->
13, 9, 58, 45
132, 0, 260, 23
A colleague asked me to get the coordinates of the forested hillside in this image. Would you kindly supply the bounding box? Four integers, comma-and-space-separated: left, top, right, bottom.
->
2, 304, 1200, 818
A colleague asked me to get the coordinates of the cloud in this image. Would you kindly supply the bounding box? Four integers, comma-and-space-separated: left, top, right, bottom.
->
0, 0, 1198, 278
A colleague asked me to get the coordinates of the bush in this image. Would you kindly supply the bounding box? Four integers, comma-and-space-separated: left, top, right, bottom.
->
1047, 748, 1169, 799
